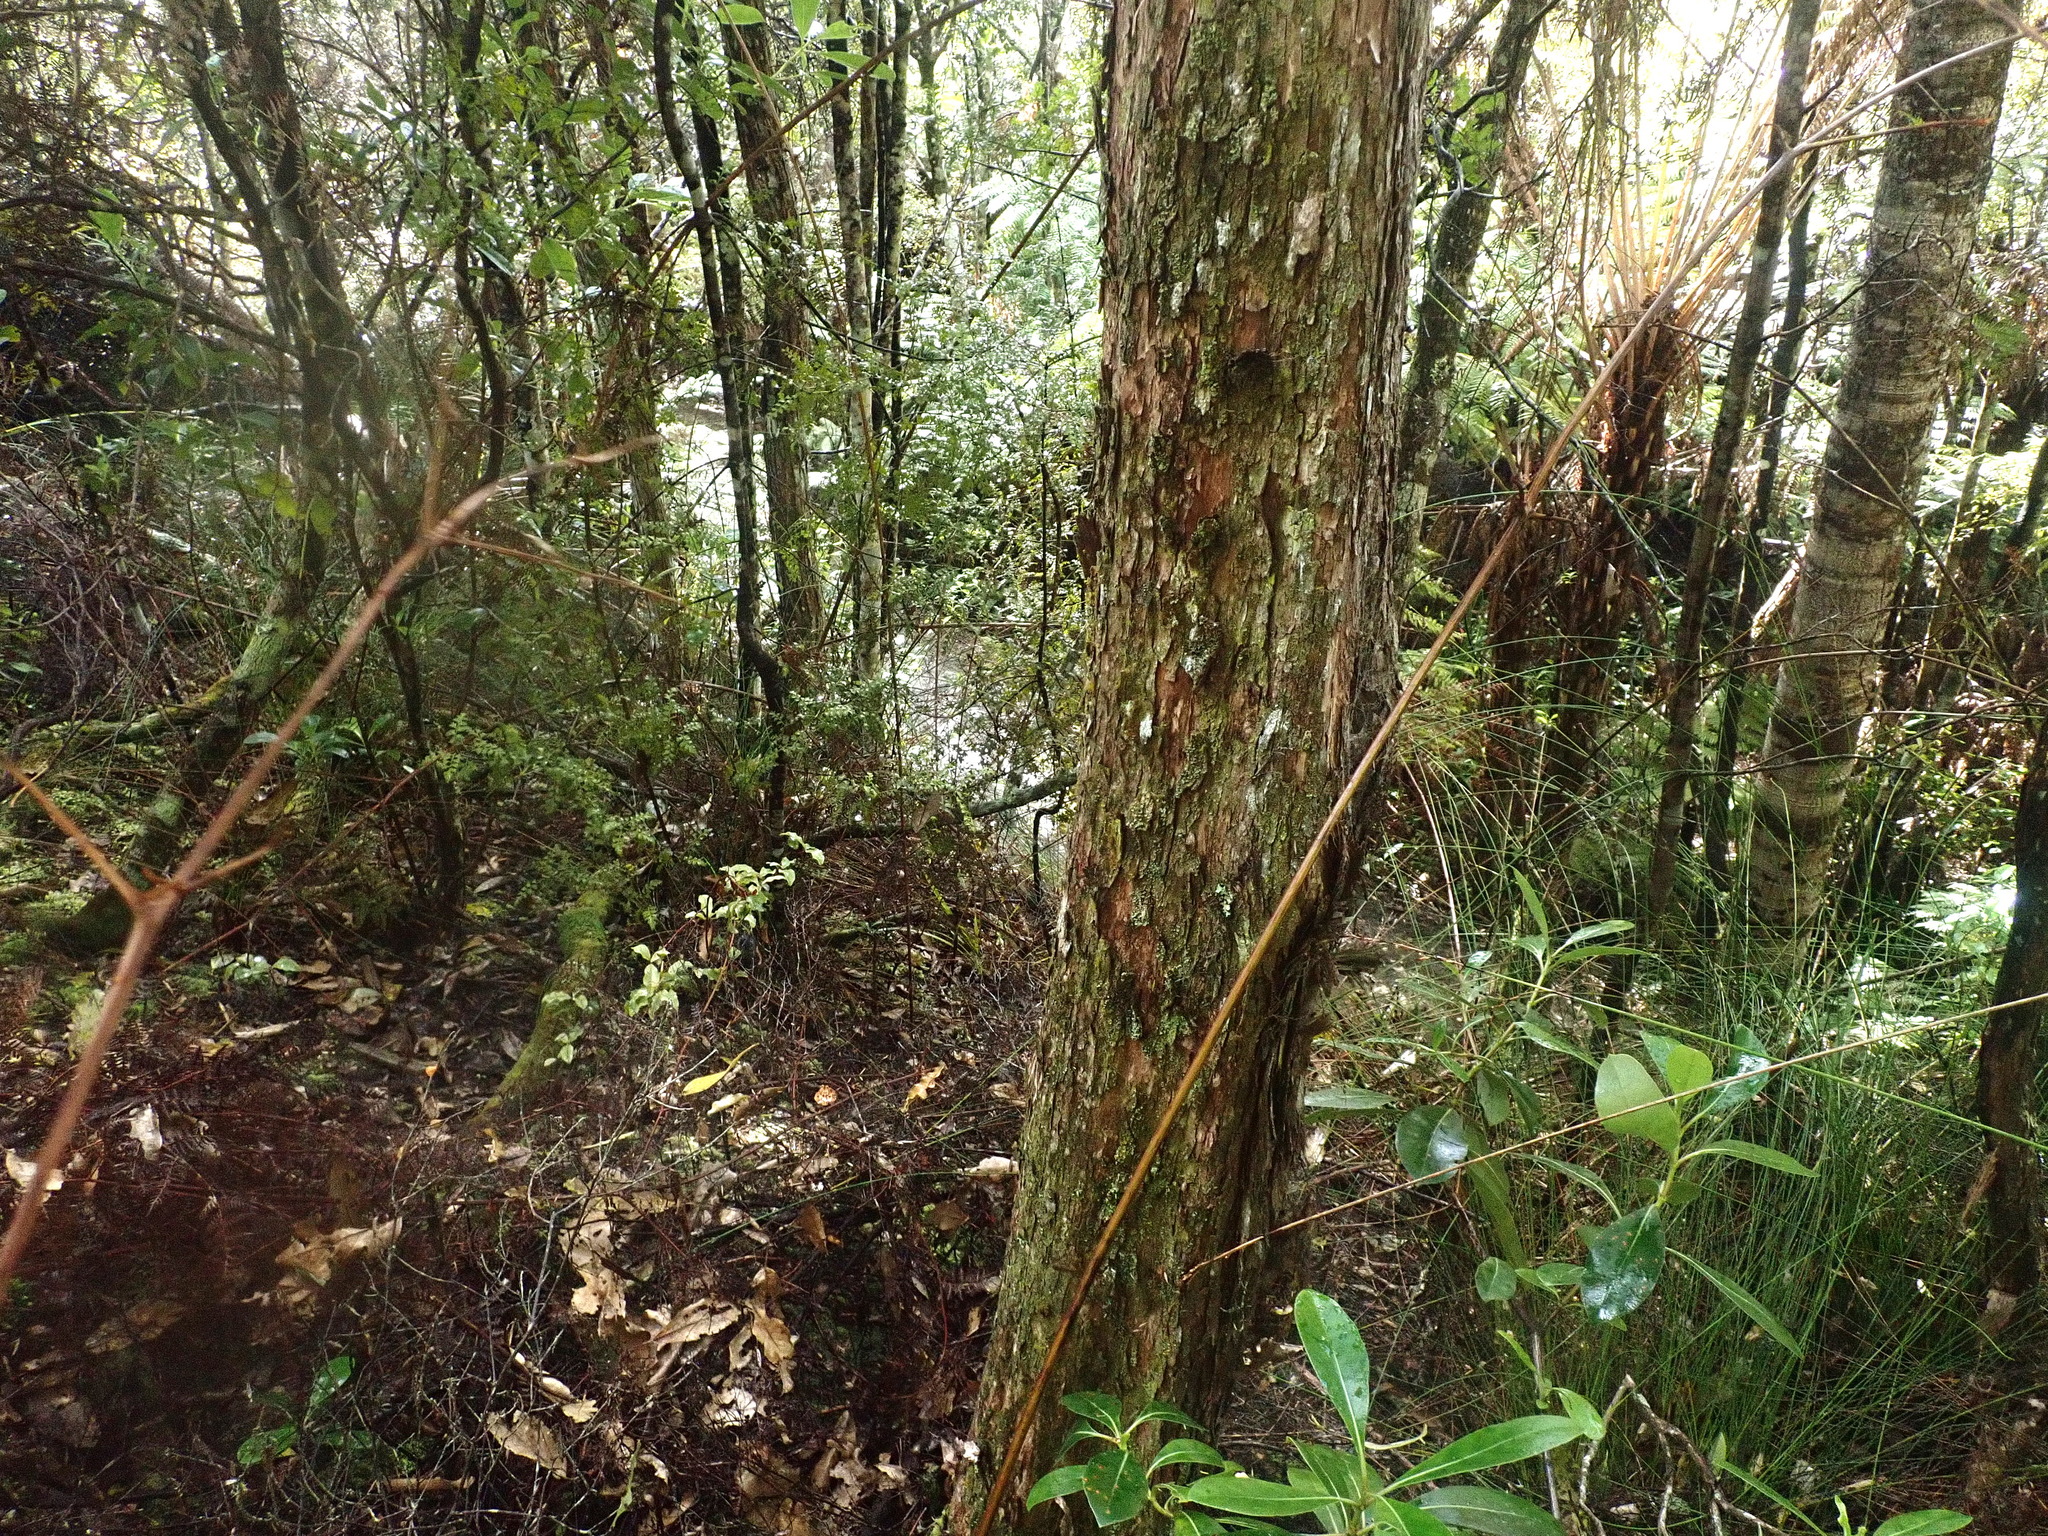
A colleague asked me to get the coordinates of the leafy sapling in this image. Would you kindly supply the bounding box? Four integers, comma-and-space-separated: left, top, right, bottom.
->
1027, 1289, 1585, 1535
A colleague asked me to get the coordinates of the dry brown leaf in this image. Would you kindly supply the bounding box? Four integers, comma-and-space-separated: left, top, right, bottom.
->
5, 1149, 60, 1194
636, 1298, 743, 1388
274, 1217, 402, 1286
901, 1063, 945, 1111
570, 1261, 628, 1320
748, 1268, 796, 1393
84, 1300, 188, 1355
703, 1384, 761, 1428
793, 1204, 833, 1251
927, 1199, 968, 1233
486, 1410, 569, 1476
559, 1398, 599, 1423
738, 1451, 820, 1535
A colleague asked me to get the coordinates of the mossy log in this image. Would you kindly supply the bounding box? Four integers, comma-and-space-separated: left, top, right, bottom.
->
491, 881, 614, 1109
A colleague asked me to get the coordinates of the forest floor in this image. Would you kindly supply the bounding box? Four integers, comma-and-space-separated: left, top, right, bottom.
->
3, 827, 2026, 1532
0, 816, 1452, 1535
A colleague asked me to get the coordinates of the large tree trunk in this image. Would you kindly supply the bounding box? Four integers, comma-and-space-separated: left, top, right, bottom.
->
1701, 175, 1818, 893
1978, 720, 2048, 1321
655, 0, 789, 820
951, 1, 1424, 1530
1962, 717, 2048, 1524
1747, 0, 2013, 934
49, 0, 391, 954
830, 0, 886, 681
1392, 0, 1550, 531
1643, 0, 1820, 932
726, 14, 825, 658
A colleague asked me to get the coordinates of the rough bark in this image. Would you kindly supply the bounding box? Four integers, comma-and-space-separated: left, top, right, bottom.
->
1961, 718, 2048, 1524
1701, 177, 1818, 891
1748, 0, 2013, 934
655, 0, 786, 729
445, 0, 534, 483
1643, 0, 1820, 932
727, 16, 826, 656
951, 0, 1423, 1529
829, 0, 886, 680
1392, 0, 1550, 532
1992, 420, 2048, 594
1978, 721, 2048, 1318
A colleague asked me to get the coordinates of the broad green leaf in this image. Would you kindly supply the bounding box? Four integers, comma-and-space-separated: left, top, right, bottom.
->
1661, 1043, 1715, 1101
1547, 944, 1641, 964
1873, 1514, 1971, 1536
1553, 1388, 1605, 1441
1061, 1392, 1123, 1429
529, 237, 578, 281
1293, 1440, 1362, 1502
712, 3, 765, 22
1414, 1485, 1565, 1536
1182, 1474, 1334, 1517
1473, 1068, 1513, 1126
1151, 1438, 1227, 1474
819, 17, 858, 37
1557, 918, 1633, 951
1130, 1400, 1203, 1431
1173, 1513, 1226, 1536
1466, 1151, 1529, 1266
1671, 1250, 1805, 1357
1704, 1026, 1773, 1115
1527, 1155, 1621, 1215
1516, 1263, 1585, 1296
1684, 1139, 1815, 1178
1517, 1014, 1595, 1066
1060, 1422, 1113, 1453
1026, 1464, 1088, 1509
1594, 1054, 1682, 1152
1580, 1205, 1666, 1322
1283, 1463, 1341, 1528
790, 0, 820, 34
1633, 1175, 1703, 1208
1396, 1106, 1469, 1187
1374, 1498, 1457, 1536
308, 1354, 355, 1412
1503, 1072, 1546, 1131
1475, 1256, 1518, 1303
1083, 1446, 1149, 1525
1305, 1085, 1395, 1113
1512, 871, 1549, 942
1388, 1416, 1582, 1489
1295, 1289, 1372, 1447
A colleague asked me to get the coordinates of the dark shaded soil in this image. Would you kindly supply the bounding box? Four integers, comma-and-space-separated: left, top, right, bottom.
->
1, 832, 1041, 1533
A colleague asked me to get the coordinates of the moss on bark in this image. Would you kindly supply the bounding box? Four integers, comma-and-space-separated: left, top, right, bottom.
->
492, 881, 615, 1109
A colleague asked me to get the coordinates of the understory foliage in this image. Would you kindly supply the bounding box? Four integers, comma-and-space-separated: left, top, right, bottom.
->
2, 0, 2048, 1533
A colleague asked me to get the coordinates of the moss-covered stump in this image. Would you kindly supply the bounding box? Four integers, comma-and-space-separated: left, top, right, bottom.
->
491, 880, 615, 1110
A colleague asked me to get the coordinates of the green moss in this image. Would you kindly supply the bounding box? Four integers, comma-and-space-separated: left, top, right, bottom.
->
491, 878, 617, 1109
